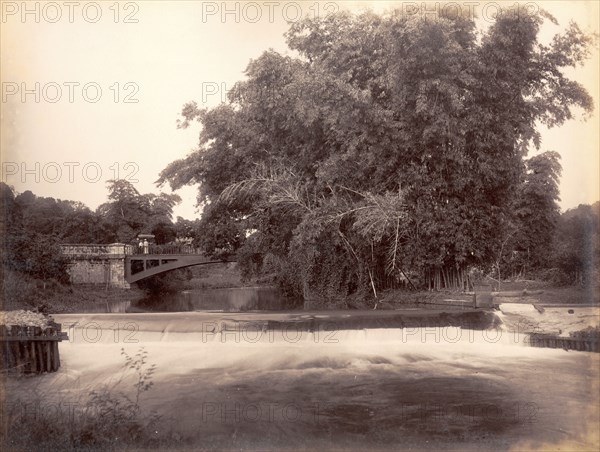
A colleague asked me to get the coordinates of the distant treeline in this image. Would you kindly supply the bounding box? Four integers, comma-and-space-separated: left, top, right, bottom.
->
0, 180, 199, 284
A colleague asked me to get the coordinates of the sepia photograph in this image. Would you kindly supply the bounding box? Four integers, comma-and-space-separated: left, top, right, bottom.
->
1, 1, 599, 450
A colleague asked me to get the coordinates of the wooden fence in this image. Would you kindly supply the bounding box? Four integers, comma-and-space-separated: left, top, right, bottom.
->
529, 333, 599, 353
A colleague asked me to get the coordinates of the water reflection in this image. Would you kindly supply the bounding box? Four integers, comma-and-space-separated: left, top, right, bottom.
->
98, 287, 302, 313
76, 300, 132, 313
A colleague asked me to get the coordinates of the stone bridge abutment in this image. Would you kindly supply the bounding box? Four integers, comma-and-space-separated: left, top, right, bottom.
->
60, 244, 132, 289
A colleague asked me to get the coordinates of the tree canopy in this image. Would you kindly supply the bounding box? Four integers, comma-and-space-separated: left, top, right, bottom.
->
161, 8, 592, 304
97, 179, 181, 244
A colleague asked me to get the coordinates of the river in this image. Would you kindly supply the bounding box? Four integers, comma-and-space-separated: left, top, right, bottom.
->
5, 288, 600, 450
81, 286, 302, 313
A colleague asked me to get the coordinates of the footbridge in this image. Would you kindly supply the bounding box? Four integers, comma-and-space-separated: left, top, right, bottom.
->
60, 244, 234, 289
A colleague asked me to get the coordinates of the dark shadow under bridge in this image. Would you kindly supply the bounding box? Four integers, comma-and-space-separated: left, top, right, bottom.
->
126, 253, 234, 283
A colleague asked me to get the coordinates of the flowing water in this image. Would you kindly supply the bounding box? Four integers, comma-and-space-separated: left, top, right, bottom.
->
5, 289, 600, 450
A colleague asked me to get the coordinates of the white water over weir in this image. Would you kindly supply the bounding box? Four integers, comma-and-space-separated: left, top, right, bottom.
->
7, 309, 598, 450
57, 313, 524, 347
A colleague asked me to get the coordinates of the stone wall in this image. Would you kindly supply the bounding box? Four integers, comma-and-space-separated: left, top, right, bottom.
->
61, 243, 131, 289
65, 257, 130, 289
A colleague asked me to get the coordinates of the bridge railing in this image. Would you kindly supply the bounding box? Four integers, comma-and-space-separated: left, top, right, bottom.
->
132, 243, 202, 255
61, 243, 206, 257
60, 243, 134, 256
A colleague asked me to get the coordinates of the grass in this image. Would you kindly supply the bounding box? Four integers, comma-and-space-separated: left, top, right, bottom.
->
1, 347, 186, 451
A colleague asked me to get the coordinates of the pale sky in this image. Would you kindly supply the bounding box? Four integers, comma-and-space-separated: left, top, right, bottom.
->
1, 1, 598, 219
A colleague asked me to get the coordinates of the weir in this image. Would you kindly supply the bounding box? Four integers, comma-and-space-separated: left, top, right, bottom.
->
31, 310, 598, 450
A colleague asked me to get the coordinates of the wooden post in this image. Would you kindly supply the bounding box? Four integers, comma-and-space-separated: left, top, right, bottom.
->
1, 322, 68, 374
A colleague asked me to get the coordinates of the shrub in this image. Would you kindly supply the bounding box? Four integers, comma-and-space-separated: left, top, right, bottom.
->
1, 347, 171, 451
533, 268, 573, 286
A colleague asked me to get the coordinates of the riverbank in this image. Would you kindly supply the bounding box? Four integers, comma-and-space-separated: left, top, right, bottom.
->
378, 281, 599, 310
1, 264, 254, 314
1, 270, 145, 314
3, 263, 597, 315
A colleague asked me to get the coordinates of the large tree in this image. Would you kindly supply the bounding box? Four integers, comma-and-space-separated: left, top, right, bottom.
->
553, 202, 600, 285
159, 7, 594, 304
0, 183, 70, 283
509, 151, 563, 274
97, 180, 181, 243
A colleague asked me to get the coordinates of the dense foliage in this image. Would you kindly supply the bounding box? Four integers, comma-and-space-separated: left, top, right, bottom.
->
552, 202, 600, 286
158, 7, 595, 305
0, 181, 188, 288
